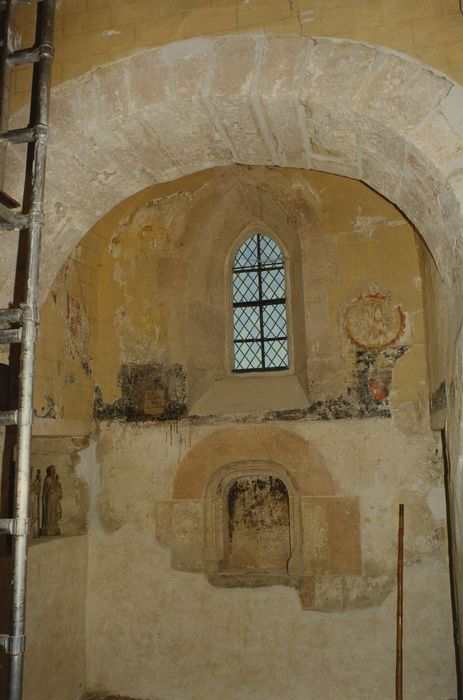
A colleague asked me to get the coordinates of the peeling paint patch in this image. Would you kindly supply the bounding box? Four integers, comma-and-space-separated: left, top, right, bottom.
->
430, 381, 447, 429
94, 362, 187, 422
186, 347, 408, 423
306, 348, 408, 420
299, 9, 315, 23
357, 346, 407, 403
35, 394, 60, 419
65, 293, 92, 376
353, 212, 406, 238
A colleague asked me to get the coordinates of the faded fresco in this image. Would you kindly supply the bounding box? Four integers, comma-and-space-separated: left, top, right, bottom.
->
345, 293, 405, 350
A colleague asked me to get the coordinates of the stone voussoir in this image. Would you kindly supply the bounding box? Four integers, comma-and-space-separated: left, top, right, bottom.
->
1, 34, 461, 305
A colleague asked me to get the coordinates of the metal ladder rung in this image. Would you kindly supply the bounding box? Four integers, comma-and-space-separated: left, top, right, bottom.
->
0, 327, 22, 344
1, 126, 38, 144
0, 517, 27, 536
0, 202, 28, 229
0, 308, 22, 323
0, 217, 28, 230
7, 46, 39, 67
0, 189, 20, 208
0, 0, 39, 8
0, 634, 26, 656
0, 410, 18, 426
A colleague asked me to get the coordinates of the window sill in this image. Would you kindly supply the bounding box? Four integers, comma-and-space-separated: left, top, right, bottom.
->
189, 372, 308, 415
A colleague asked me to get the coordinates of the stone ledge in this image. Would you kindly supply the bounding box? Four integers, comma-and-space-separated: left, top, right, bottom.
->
208, 571, 301, 589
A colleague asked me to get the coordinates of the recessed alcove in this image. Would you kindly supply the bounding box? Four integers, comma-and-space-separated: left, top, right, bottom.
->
203, 461, 303, 585
227, 476, 290, 572
154, 426, 371, 609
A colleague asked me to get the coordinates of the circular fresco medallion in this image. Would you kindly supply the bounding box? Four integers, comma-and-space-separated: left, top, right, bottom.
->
345, 294, 405, 350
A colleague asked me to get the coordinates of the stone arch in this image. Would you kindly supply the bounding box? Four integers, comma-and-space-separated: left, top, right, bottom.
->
172, 425, 334, 499
161, 434, 362, 603
3, 35, 462, 300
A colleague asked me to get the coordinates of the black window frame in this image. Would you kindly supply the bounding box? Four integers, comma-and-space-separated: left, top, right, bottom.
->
232, 232, 289, 373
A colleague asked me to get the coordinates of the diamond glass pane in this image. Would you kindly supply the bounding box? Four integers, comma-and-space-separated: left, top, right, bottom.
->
232, 233, 288, 372
234, 341, 262, 371
259, 235, 283, 268
264, 339, 288, 368
233, 270, 259, 303
262, 304, 287, 338
234, 235, 258, 269
234, 306, 260, 340
261, 268, 285, 300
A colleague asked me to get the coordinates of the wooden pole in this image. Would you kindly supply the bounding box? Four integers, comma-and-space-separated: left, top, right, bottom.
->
396, 504, 404, 700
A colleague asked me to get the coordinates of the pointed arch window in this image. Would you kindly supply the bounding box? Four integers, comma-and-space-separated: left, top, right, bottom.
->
232, 233, 289, 372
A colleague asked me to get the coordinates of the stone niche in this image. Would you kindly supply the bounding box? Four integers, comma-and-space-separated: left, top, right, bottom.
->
227, 475, 290, 571
156, 426, 374, 611
204, 462, 303, 587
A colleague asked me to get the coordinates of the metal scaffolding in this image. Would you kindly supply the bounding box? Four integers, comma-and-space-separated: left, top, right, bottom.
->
0, 1, 55, 698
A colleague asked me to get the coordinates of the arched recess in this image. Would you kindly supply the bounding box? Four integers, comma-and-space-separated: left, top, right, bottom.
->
177, 179, 309, 413
172, 425, 334, 499
3, 33, 463, 648
157, 427, 363, 607
204, 460, 303, 576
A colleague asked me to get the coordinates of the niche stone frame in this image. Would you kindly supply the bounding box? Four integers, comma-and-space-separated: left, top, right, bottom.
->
203, 460, 303, 585
155, 426, 375, 611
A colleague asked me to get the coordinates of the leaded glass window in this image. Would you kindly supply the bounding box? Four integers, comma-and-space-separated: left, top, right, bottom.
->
232, 233, 289, 372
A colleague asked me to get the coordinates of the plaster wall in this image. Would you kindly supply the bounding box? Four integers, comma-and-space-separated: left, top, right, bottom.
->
32, 246, 97, 433
24, 163, 455, 697
53, 168, 454, 699
23, 535, 88, 700
86, 418, 455, 700
87, 547, 451, 700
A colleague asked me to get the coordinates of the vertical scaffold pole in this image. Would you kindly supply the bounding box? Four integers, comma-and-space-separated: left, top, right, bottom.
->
0, 2, 55, 699
396, 503, 404, 700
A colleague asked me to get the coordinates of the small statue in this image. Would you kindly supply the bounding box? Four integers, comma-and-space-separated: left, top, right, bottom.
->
28, 468, 41, 538
41, 465, 63, 536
